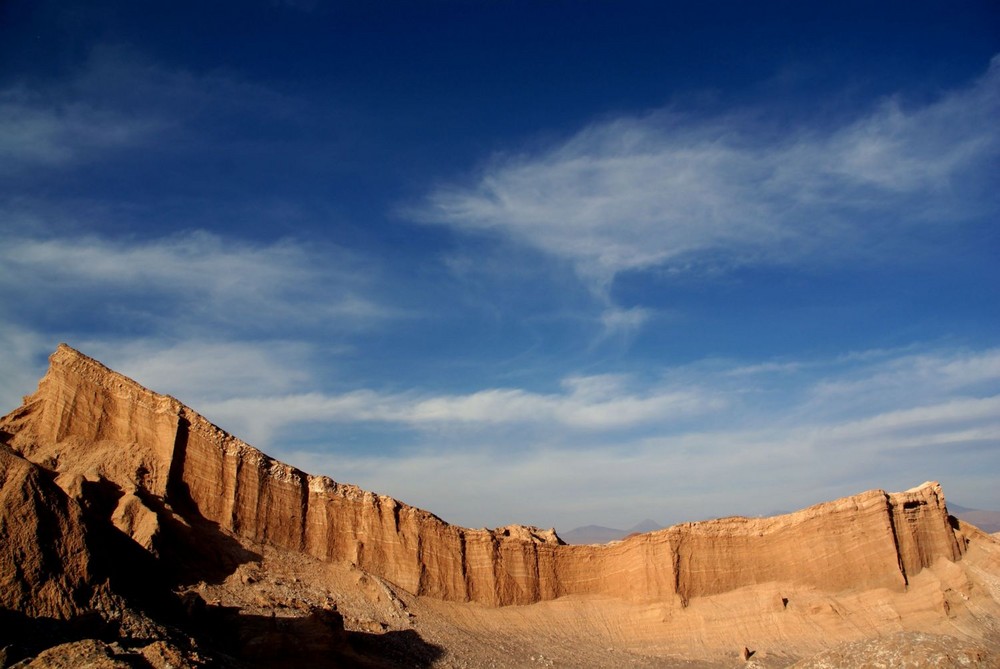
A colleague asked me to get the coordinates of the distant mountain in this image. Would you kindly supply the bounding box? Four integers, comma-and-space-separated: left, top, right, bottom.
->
949, 503, 1000, 534
560, 525, 628, 545
561, 519, 663, 545
628, 519, 663, 534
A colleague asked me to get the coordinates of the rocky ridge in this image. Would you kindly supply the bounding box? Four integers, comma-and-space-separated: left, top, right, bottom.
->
1, 345, 968, 606
1, 344, 998, 667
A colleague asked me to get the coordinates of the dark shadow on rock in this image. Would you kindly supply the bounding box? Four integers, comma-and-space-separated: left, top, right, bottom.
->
145, 488, 262, 587
0, 607, 118, 666
72, 472, 260, 593
157, 416, 262, 586
61, 472, 262, 647
0, 606, 212, 669
4, 417, 438, 668
181, 596, 444, 669
347, 629, 446, 668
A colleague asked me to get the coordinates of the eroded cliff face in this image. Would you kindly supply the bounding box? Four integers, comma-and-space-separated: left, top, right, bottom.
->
0, 345, 968, 608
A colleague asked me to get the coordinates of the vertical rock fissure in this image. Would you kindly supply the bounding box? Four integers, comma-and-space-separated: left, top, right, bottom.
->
458, 530, 470, 602
391, 500, 401, 534
528, 542, 540, 602
232, 456, 244, 534
416, 531, 427, 595
883, 493, 909, 587
672, 534, 687, 607
297, 473, 309, 553
165, 414, 192, 513
490, 534, 502, 606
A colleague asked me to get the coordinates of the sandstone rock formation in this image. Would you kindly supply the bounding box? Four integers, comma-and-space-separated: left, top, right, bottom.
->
0, 345, 969, 608
0, 442, 93, 619
1, 344, 998, 668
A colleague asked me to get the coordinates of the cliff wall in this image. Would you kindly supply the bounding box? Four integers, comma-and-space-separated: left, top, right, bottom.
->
0, 345, 967, 607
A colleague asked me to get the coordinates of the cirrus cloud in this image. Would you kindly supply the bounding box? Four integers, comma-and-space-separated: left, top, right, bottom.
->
418, 56, 1000, 291
200, 372, 724, 447
270, 345, 1000, 529
0, 229, 393, 335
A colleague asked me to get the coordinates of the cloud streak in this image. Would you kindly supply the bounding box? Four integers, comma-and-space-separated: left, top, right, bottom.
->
0, 87, 160, 169
184, 344, 1000, 528
0, 227, 395, 413
0, 229, 392, 334
189, 346, 1000, 440
201, 373, 724, 447
419, 57, 1000, 291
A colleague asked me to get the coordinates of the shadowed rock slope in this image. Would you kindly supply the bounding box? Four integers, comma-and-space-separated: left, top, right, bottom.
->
1, 345, 999, 667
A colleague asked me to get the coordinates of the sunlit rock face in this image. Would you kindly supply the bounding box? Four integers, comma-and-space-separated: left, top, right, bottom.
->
0, 444, 94, 619
0, 345, 967, 608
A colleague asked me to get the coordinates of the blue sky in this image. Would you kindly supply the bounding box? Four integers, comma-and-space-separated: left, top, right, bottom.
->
1, 0, 998, 530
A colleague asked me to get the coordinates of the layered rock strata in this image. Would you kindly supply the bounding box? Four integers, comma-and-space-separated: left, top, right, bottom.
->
0, 345, 968, 607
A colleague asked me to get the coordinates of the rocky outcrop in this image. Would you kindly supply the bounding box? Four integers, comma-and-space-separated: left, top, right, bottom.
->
0, 441, 93, 619
0, 345, 969, 608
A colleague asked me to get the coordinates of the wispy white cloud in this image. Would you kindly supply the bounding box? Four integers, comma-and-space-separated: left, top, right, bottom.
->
0, 87, 160, 169
599, 306, 651, 337
418, 56, 1000, 292
77, 338, 319, 405
0, 45, 298, 174
199, 346, 1000, 444
723, 361, 803, 377
0, 227, 395, 417
0, 325, 54, 413
804, 347, 1000, 419
224, 345, 1000, 528
283, 394, 1000, 529
811, 395, 1000, 446
201, 372, 724, 447
0, 229, 392, 334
